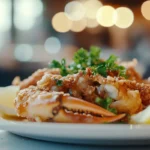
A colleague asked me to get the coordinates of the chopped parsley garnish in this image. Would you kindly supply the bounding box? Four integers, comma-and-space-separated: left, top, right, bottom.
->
106, 55, 126, 78
49, 58, 69, 76
92, 55, 126, 78
55, 79, 63, 86
48, 46, 127, 78
49, 60, 61, 68
73, 48, 89, 69
95, 97, 117, 114
89, 46, 101, 65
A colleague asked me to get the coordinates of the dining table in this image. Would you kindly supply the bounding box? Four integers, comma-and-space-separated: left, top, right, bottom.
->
1, 129, 150, 150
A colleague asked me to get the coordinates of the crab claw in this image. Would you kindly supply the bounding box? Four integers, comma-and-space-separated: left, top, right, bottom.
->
61, 96, 115, 117
54, 110, 125, 123
15, 86, 125, 123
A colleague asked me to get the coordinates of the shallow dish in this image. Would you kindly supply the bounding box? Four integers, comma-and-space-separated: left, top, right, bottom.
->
0, 119, 150, 145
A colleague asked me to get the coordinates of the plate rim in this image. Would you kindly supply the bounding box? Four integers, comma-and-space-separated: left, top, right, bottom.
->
1, 119, 150, 141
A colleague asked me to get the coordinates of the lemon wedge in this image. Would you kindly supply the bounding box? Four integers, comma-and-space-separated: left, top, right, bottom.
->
0, 86, 19, 116
131, 106, 150, 124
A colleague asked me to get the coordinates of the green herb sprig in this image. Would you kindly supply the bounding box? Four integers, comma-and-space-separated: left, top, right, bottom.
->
49, 58, 69, 76
55, 79, 63, 86
92, 55, 126, 77
48, 46, 127, 78
95, 97, 117, 114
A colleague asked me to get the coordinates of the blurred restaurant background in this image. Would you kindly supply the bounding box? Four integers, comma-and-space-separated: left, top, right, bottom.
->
0, 0, 150, 86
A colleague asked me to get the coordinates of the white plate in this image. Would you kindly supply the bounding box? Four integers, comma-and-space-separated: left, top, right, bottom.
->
0, 119, 150, 145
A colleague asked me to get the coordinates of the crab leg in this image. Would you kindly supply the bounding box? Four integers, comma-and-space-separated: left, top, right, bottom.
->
54, 110, 125, 123
13, 68, 60, 89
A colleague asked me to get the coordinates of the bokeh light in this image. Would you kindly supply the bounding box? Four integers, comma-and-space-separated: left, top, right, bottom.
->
44, 37, 61, 54
14, 44, 33, 62
52, 12, 72, 33
96, 6, 116, 27
86, 19, 99, 28
14, 18, 35, 30
65, 1, 85, 21
71, 19, 87, 32
14, 0, 43, 30
83, 0, 103, 19
115, 7, 134, 28
15, 0, 43, 18
141, 0, 150, 20
0, 0, 11, 32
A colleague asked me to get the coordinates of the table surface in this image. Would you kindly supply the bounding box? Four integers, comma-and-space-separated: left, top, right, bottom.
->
1, 130, 150, 150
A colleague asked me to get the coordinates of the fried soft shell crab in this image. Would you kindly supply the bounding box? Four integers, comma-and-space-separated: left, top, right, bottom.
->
13, 47, 150, 123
